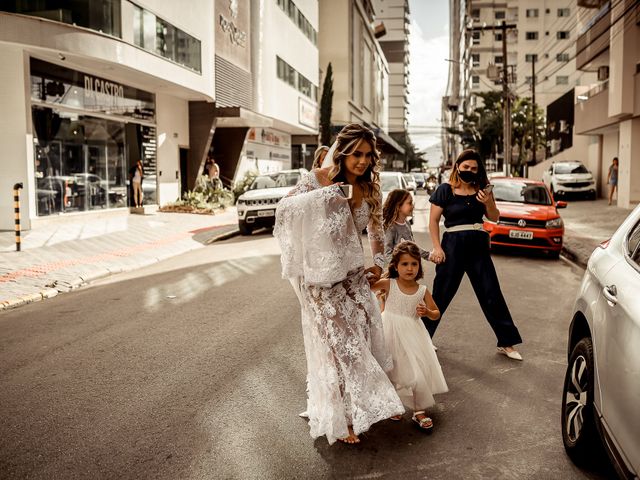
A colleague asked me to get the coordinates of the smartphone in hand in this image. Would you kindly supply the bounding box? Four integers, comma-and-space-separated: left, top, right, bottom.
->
483, 184, 494, 194
339, 184, 353, 199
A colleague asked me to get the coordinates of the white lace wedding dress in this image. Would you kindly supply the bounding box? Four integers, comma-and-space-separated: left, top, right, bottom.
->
274, 172, 404, 444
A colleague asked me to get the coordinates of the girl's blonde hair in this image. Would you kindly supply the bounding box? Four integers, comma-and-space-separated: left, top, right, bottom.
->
312, 145, 329, 169
327, 123, 382, 230
388, 241, 424, 280
382, 189, 412, 229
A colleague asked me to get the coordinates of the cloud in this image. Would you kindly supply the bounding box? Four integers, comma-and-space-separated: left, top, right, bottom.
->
408, 20, 449, 150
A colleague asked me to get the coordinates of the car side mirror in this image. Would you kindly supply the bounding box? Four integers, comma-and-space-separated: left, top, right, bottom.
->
556, 201, 568, 209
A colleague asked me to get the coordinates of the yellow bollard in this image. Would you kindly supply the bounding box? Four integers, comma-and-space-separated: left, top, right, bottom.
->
13, 183, 23, 252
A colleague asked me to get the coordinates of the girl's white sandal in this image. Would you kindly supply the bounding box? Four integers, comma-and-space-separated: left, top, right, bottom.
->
411, 411, 433, 430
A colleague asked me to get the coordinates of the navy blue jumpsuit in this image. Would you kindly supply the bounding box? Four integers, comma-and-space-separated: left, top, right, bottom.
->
423, 183, 522, 348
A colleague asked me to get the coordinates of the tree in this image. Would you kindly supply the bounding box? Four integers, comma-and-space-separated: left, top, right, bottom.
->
319, 63, 334, 146
396, 134, 427, 171
447, 91, 545, 174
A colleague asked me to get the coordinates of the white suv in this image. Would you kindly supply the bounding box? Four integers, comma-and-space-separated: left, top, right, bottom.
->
561, 205, 640, 478
542, 161, 596, 199
236, 169, 307, 235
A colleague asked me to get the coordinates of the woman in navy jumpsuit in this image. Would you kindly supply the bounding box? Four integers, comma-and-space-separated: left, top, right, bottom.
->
425, 149, 523, 360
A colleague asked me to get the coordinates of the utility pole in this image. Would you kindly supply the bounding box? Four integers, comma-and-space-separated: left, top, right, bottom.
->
470, 21, 516, 176
530, 55, 536, 175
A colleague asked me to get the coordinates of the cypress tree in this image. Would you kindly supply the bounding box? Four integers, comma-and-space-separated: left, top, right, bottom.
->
319, 62, 334, 146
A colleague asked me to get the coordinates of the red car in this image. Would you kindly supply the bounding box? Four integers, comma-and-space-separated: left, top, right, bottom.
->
483, 177, 567, 258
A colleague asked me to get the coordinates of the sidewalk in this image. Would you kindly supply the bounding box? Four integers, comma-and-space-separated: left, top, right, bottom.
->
560, 198, 636, 268
0, 208, 239, 311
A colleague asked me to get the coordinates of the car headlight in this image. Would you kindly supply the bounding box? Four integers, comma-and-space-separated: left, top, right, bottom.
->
546, 217, 563, 229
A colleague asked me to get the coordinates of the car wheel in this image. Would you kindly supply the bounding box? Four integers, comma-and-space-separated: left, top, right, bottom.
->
561, 337, 604, 466
239, 221, 253, 236
548, 250, 561, 259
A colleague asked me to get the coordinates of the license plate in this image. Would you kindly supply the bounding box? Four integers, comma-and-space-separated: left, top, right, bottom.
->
257, 210, 275, 217
509, 230, 533, 240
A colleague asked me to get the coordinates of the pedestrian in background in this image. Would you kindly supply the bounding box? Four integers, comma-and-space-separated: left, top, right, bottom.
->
607, 157, 618, 205
370, 241, 447, 431
427, 149, 523, 361
129, 159, 144, 208
312, 145, 329, 169
205, 156, 221, 189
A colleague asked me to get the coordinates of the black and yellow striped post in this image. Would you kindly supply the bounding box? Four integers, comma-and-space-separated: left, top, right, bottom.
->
13, 183, 23, 252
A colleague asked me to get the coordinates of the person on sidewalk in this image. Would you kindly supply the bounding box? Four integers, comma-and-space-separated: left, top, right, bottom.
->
129, 160, 144, 208
426, 149, 523, 361
607, 157, 618, 206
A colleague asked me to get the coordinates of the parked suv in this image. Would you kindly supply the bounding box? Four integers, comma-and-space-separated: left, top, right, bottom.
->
542, 161, 596, 199
561, 204, 640, 478
236, 169, 307, 235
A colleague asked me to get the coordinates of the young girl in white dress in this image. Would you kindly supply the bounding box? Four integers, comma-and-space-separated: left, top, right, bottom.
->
371, 241, 449, 430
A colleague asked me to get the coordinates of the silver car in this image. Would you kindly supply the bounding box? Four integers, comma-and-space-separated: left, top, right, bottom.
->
561, 204, 640, 478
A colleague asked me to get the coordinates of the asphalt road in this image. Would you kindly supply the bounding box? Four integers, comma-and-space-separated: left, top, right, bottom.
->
0, 194, 615, 479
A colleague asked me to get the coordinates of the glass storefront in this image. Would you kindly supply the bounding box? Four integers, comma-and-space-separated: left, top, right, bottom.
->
30, 59, 157, 216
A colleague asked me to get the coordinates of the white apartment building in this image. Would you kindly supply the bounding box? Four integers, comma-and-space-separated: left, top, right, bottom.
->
0, 1, 214, 231
373, 0, 411, 138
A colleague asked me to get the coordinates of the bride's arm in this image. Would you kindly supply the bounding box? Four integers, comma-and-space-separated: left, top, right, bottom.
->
365, 193, 385, 282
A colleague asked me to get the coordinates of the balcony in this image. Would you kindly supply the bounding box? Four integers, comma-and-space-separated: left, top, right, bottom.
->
576, 3, 610, 69
575, 81, 615, 134
578, 0, 608, 7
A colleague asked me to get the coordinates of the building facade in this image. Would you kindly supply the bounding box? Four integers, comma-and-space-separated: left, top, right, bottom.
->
0, 1, 215, 230
570, 0, 639, 208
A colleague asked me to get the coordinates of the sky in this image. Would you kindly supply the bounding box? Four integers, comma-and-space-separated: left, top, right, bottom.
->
407, 0, 449, 153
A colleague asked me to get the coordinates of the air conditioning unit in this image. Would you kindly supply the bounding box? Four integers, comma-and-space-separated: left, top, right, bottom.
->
597, 66, 610, 81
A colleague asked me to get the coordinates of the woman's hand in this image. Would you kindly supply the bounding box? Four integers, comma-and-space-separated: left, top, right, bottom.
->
364, 265, 383, 286
476, 188, 495, 206
430, 247, 446, 264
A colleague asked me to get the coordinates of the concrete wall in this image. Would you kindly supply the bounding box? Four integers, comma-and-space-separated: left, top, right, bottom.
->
618, 118, 640, 208
156, 94, 189, 205
0, 47, 32, 231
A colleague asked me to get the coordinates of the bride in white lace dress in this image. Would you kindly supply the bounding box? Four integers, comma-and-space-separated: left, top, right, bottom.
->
274, 124, 404, 445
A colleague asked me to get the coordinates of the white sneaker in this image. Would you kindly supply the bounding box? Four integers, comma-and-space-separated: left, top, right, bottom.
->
497, 347, 523, 361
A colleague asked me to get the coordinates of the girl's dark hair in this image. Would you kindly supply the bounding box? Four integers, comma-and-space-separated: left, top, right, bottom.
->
387, 241, 424, 280
382, 189, 412, 229
449, 149, 489, 189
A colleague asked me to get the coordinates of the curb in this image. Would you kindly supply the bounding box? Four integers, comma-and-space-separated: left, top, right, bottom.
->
561, 244, 589, 270
205, 228, 240, 244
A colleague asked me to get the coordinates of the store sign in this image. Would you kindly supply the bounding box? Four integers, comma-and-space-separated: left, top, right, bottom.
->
298, 98, 318, 129
30, 58, 155, 121
215, 0, 250, 70
247, 128, 291, 148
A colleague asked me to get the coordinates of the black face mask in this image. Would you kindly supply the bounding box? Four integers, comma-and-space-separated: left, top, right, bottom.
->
458, 169, 478, 184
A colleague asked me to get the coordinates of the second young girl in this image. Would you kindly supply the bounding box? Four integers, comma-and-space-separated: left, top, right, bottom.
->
383, 189, 431, 263
371, 241, 448, 430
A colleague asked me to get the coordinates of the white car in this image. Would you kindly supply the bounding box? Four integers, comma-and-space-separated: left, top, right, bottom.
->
236, 169, 307, 235
561, 204, 640, 478
542, 161, 596, 199
403, 173, 417, 193
380, 171, 412, 205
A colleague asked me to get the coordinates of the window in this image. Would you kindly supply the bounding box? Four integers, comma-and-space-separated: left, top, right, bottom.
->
526, 31, 539, 40
525, 54, 538, 62
471, 8, 480, 20
558, 8, 570, 17
472, 75, 480, 86
277, 0, 317, 45
494, 55, 503, 64
472, 53, 480, 67
526, 9, 539, 18
556, 75, 569, 85
495, 33, 503, 41
131, 4, 201, 72
495, 11, 505, 19
472, 31, 480, 45
557, 31, 570, 39
557, 53, 570, 62
276, 56, 317, 100
628, 222, 640, 265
